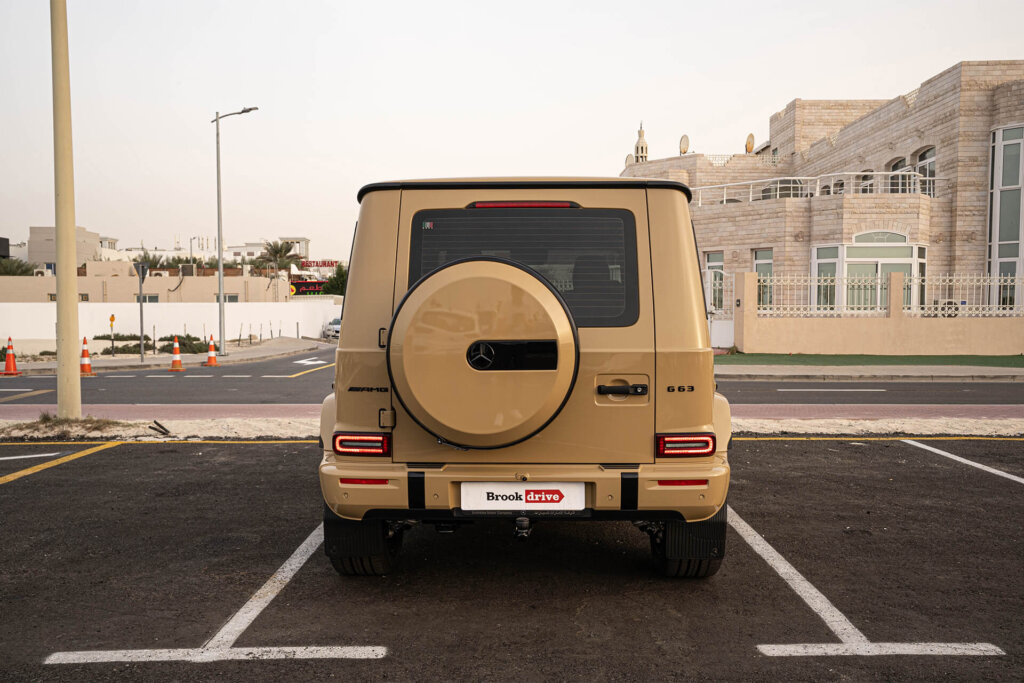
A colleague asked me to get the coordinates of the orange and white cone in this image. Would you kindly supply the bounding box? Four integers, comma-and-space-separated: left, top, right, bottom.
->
168, 336, 185, 372
202, 335, 218, 367
2, 337, 22, 377
80, 336, 96, 376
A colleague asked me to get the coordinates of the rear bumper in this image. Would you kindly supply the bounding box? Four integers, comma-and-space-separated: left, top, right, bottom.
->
319, 456, 729, 523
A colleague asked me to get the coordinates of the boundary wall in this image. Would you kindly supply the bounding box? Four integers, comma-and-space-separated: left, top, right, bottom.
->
0, 299, 341, 353
733, 272, 1024, 355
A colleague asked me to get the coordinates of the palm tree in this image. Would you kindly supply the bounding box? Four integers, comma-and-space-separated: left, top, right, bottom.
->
258, 240, 300, 278
132, 250, 164, 270
0, 257, 38, 276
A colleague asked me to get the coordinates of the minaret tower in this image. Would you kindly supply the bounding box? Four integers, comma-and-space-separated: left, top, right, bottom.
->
634, 122, 648, 163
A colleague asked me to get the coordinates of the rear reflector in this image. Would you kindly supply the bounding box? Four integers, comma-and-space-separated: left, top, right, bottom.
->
332, 433, 390, 456
657, 479, 709, 487
468, 201, 577, 208
340, 478, 389, 485
656, 434, 716, 457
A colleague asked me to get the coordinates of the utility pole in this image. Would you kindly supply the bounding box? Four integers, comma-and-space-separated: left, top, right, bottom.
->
49, 0, 81, 419
134, 263, 148, 362
212, 106, 258, 358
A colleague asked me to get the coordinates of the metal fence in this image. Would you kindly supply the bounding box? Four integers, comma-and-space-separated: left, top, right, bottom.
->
693, 171, 943, 207
751, 273, 1023, 318
904, 274, 1023, 317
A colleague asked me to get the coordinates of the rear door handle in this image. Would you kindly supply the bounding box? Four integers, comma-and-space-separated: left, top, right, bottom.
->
597, 384, 648, 396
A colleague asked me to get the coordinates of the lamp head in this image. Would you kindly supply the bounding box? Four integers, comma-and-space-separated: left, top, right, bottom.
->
241, 107, 258, 114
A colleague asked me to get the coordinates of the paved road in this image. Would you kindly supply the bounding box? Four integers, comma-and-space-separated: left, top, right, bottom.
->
0, 348, 336, 405
0, 436, 1019, 680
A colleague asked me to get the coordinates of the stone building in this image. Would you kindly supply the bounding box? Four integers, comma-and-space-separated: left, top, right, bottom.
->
620, 61, 1024, 303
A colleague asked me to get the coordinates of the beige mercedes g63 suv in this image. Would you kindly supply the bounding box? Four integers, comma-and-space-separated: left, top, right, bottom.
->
319, 178, 731, 577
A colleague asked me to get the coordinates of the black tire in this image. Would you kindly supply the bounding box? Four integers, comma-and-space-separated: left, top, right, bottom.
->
323, 504, 403, 576
651, 504, 727, 579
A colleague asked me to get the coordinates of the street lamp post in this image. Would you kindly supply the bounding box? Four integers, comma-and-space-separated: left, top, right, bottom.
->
212, 107, 258, 357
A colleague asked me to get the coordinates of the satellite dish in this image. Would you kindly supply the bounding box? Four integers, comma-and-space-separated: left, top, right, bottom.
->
745, 134, 755, 154
679, 135, 689, 155
625, 154, 635, 167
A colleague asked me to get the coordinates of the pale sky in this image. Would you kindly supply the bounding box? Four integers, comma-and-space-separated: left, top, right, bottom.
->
1, 0, 1022, 260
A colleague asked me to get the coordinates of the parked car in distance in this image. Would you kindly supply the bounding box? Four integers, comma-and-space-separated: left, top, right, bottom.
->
324, 317, 341, 339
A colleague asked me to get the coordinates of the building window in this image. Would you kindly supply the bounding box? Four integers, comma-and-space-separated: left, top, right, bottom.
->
812, 235, 927, 310
216, 294, 240, 303
754, 249, 773, 306
48, 293, 56, 301
854, 231, 908, 243
705, 252, 724, 310
821, 184, 831, 196
915, 147, 936, 197
858, 171, 875, 194
989, 126, 1023, 304
833, 179, 845, 195
135, 294, 159, 303
889, 158, 910, 194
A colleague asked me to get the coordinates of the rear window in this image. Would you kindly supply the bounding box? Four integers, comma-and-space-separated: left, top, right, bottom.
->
409, 208, 639, 327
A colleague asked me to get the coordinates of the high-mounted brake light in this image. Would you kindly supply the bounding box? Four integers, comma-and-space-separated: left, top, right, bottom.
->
657, 479, 709, 487
340, 478, 390, 485
467, 201, 578, 208
332, 432, 390, 456
656, 434, 716, 457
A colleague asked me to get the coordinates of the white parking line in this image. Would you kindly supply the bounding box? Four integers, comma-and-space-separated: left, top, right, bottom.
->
45, 523, 387, 664
728, 506, 1004, 657
0, 452, 62, 462
902, 440, 1024, 485
776, 389, 886, 392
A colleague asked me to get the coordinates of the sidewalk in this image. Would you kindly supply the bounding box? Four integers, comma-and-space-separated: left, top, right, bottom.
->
13, 337, 334, 376
715, 364, 1024, 381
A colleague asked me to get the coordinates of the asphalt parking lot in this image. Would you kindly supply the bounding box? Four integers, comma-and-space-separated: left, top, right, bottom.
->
0, 437, 1021, 680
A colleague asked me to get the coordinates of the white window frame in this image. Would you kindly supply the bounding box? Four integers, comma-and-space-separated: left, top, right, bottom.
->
989, 124, 1023, 308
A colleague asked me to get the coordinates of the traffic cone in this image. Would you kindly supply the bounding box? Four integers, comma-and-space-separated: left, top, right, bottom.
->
2, 337, 22, 377
80, 336, 96, 377
202, 335, 218, 367
168, 336, 185, 372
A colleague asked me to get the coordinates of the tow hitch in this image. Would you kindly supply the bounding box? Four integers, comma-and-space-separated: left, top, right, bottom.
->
514, 516, 532, 539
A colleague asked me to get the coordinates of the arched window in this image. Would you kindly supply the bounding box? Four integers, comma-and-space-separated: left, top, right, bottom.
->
821, 184, 831, 196
915, 147, 936, 197
859, 171, 875, 194
853, 231, 908, 243
833, 179, 845, 195
889, 158, 910, 194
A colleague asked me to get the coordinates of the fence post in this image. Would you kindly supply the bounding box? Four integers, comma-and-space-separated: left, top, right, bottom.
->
887, 271, 905, 319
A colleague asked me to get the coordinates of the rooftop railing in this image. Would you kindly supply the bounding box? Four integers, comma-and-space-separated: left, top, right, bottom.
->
693, 171, 944, 207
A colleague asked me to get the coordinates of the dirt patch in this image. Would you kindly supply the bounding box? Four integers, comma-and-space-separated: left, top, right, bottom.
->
0, 417, 319, 440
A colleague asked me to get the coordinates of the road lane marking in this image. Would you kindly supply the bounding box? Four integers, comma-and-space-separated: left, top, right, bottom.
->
104, 375, 136, 378
0, 389, 54, 403
203, 524, 325, 649
288, 362, 336, 378
0, 442, 120, 486
45, 522, 388, 663
776, 389, 886, 392
185, 375, 213, 378
293, 357, 327, 366
144, 375, 174, 378
729, 506, 1004, 657
0, 452, 62, 462
222, 375, 251, 378
728, 506, 868, 644
261, 375, 292, 378
902, 439, 1024, 485
0, 388, 33, 391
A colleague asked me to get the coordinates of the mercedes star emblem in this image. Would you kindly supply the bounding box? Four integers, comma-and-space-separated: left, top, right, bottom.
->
467, 341, 496, 370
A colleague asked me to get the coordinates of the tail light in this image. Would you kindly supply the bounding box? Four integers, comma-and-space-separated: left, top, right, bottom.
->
332, 432, 390, 456
656, 434, 716, 457
340, 478, 389, 485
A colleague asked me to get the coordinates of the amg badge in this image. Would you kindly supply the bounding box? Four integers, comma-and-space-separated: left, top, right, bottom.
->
348, 386, 389, 393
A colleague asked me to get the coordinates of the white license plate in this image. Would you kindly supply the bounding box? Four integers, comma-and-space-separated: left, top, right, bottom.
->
460, 481, 585, 511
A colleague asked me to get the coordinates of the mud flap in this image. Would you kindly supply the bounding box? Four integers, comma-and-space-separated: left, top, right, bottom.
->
663, 503, 727, 560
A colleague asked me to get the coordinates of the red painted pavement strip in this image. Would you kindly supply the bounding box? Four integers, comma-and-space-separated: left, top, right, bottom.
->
731, 403, 1024, 419
0, 404, 319, 420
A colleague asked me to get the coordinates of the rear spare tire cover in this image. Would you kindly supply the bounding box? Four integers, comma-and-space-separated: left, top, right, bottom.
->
388, 258, 578, 449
